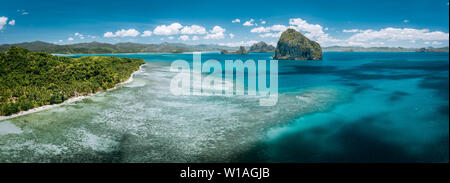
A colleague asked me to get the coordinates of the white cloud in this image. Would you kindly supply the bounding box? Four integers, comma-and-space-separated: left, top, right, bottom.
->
0, 16, 8, 30
204, 26, 226, 39
432, 41, 442, 45
8, 19, 15, 26
16, 10, 28, 15
59, 40, 63, 43
218, 40, 259, 47
68, 37, 74, 41
229, 33, 235, 39
179, 35, 189, 41
104, 29, 140, 37
141, 30, 153, 37
403, 20, 409, 23
180, 25, 207, 34
267, 41, 277, 47
260, 20, 266, 25
343, 29, 360, 33
289, 18, 335, 43
347, 28, 449, 42
259, 32, 282, 38
88, 35, 97, 39
232, 19, 241, 23
168, 36, 175, 40
251, 17, 448, 47
104, 32, 114, 37
153, 23, 183, 35
250, 18, 338, 45
332, 27, 450, 47
74, 32, 85, 39
192, 36, 199, 41
153, 23, 208, 36
250, 25, 289, 33
243, 19, 255, 26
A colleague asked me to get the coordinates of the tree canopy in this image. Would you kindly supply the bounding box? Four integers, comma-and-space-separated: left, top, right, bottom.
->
0, 46, 145, 116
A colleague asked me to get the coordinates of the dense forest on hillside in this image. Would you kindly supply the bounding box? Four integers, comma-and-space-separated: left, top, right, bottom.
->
0, 41, 237, 54
0, 46, 145, 116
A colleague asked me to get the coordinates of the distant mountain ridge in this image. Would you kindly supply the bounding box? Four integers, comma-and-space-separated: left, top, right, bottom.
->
1, 41, 448, 54
0, 41, 239, 54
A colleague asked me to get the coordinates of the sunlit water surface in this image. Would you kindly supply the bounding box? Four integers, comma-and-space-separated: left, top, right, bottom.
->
0, 52, 448, 162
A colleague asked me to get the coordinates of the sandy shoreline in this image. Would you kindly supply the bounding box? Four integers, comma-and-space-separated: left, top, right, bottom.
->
0, 64, 145, 121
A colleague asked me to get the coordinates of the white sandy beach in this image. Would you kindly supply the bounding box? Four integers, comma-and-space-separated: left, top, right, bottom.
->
0, 64, 145, 121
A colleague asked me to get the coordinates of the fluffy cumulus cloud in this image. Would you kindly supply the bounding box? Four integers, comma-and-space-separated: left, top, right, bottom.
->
334, 27, 450, 47
232, 19, 240, 23
204, 26, 226, 39
178, 35, 190, 41
8, 19, 15, 26
152, 23, 207, 37
153, 23, 183, 35
141, 30, 153, 37
102, 23, 224, 41
0, 17, 7, 30
68, 37, 74, 41
347, 28, 449, 43
104, 29, 140, 37
180, 25, 207, 35
288, 18, 339, 44
74, 32, 85, 39
243, 19, 255, 26
250, 18, 338, 45
251, 25, 288, 33
229, 33, 235, 39
218, 40, 259, 47
248, 17, 448, 47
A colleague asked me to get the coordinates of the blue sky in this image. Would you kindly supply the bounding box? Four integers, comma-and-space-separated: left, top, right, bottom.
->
0, 0, 449, 47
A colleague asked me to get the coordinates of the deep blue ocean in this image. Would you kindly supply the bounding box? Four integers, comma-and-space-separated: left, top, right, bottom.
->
1, 52, 448, 162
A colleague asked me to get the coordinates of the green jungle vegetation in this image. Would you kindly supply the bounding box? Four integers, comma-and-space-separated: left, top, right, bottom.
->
0, 46, 145, 116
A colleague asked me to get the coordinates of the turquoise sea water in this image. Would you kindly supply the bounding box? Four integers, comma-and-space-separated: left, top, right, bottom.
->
0, 52, 448, 162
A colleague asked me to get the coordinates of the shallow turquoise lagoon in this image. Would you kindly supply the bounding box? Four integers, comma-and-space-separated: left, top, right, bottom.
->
0, 52, 448, 162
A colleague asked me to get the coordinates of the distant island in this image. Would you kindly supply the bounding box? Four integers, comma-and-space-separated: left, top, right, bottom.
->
220, 46, 249, 55
249, 41, 276, 53
274, 28, 323, 60
0, 47, 145, 116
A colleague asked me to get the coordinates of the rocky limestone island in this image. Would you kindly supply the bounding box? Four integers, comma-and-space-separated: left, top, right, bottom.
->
274, 28, 323, 60
249, 41, 276, 53
220, 46, 249, 55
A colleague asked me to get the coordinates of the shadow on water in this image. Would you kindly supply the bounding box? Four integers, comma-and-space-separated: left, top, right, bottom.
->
234, 53, 449, 163
234, 114, 449, 163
